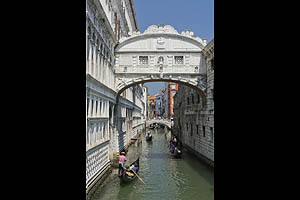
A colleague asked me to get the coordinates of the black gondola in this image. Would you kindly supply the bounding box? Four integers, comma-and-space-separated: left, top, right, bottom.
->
170, 147, 182, 158
146, 135, 152, 141
119, 157, 140, 183
146, 131, 153, 141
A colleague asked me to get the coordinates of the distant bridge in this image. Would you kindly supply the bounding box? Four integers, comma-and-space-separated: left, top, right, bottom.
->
146, 119, 172, 129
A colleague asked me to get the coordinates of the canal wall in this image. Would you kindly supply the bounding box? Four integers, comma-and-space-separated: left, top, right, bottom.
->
183, 143, 214, 168
86, 163, 112, 200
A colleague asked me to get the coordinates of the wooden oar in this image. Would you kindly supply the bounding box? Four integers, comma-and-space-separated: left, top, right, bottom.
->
131, 169, 146, 185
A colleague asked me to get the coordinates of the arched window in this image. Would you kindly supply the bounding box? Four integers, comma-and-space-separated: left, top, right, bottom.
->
100, 44, 103, 56
96, 38, 100, 49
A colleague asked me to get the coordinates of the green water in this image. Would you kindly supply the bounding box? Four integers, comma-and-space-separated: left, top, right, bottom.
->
91, 128, 214, 200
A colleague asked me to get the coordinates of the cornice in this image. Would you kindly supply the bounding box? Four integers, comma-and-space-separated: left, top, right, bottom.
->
115, 32, 205, 51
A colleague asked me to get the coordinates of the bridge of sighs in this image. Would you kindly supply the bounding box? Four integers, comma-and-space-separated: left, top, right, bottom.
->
114, 25, 208, 100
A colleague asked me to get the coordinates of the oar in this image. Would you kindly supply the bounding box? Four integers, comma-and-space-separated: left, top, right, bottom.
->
131, 169, 146, 185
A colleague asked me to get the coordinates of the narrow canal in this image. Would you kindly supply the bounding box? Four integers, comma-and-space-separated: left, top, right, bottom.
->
91, 127, 214, 200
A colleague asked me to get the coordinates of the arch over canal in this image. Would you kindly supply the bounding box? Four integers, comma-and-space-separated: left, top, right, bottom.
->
146, 119, 172, 129
114, 24, 208, 102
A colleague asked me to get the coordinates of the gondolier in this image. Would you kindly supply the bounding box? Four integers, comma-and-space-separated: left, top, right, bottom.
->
118, 152, 127, 176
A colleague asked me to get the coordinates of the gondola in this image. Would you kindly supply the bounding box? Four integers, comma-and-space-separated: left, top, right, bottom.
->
119, 157, 140, 183
146, 135, 152, 141
170, 147, 182, 158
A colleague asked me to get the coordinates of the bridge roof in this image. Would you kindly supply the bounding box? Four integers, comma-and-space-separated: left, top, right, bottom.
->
116, 25, 207, 52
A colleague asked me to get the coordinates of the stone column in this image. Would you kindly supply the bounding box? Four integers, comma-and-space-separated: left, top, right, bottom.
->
98, 51, 101, 81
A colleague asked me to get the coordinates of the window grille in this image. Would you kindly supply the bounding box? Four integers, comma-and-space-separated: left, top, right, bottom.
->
175, 56, 184, 64
139, 56, 148, 65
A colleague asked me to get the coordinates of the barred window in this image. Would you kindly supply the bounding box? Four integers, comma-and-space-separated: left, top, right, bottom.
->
174, 56, 183, 64
139, 56, 148, 65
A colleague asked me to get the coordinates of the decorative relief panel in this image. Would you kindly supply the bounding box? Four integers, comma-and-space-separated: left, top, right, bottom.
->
156, 37, 165, 49
149, 56, 155, 66
167, 55, 173, 66
132, 55, 137, 67
185, 55, 190, 66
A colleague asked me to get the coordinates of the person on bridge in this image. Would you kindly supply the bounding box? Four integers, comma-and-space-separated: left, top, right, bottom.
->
118, 151, 127, 176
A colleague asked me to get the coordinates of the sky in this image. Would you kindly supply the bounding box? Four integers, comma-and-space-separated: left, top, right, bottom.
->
133, 0, 214, 96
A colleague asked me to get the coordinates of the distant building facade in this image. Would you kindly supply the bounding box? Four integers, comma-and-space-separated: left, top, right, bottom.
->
168, 82, 178, 119
148, 95, 156, 119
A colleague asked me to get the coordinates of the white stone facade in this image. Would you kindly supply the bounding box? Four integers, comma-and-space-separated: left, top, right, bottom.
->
86, 0, 146, 190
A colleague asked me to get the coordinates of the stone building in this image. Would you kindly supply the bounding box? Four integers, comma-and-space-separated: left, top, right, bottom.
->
86, 0, 147, 195
172, 39, 214, 167
148, 95, 156, 119
167, 82, 178, 119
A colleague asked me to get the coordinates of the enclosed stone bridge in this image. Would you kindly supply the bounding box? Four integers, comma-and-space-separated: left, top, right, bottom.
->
146, 118, 172, 129
114, 25, 208, 101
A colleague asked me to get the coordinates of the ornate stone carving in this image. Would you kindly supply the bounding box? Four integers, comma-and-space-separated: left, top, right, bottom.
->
156, 37, 165, 49
144, 25, 178, 34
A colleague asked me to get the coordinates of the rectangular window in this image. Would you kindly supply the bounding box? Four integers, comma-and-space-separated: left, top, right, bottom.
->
196, 125, 199, 134
139, 56, 148, 65
203, 126, 206, 137
186, 123, 188, 131
190, 123, 193, 136
174, 56, 183, 64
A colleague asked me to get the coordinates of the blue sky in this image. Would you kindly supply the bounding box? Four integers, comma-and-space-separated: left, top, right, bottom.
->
133, 0, 214, 96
